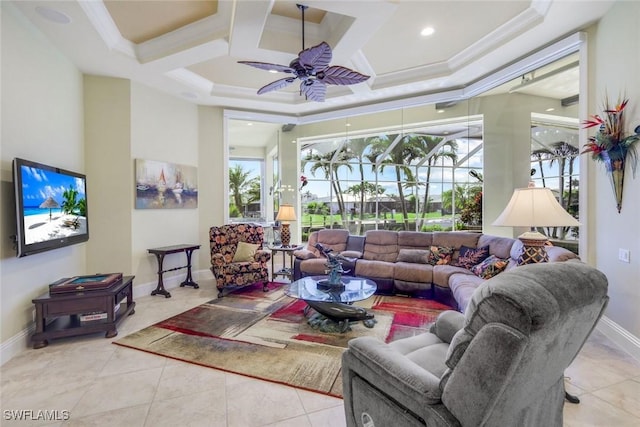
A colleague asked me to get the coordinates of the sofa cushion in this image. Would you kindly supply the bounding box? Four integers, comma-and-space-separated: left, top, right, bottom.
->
449, 273, 486, 312
454, 245, 490, 269
432, 232, 481, 251
478, 234, 516, 260
398, 231, 433, 249
297, 258, 331, 275
316, 229, 350, 252
363, 230, 399, 262
471, 255, 509, 279
432, 265, 474, 288
427, 246, 455, 265
355, 259, 395, 279
397, 248, 431, 264
394, 262, 434, 283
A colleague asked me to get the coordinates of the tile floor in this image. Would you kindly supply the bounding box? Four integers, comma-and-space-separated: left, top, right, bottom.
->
2, 270, 640, 426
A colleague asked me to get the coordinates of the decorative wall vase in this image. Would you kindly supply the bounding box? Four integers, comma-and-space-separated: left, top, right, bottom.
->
582, 98, 639, 213
601, 147, 626, 213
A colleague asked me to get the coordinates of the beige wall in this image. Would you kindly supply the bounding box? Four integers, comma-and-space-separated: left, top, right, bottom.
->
130, 83, 200, 284
588, 1, 640, 338
1, 3, 85, 344
84, 76, 133, 276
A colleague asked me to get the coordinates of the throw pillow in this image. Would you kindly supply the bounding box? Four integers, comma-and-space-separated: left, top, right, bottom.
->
427, 246, 455, 265
397, 248, 431, 264
232, 241, 259, 262
471, 255, 509, 279
454, 245, 490, 270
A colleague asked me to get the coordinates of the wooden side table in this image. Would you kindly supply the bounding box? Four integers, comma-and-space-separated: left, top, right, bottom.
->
147, 244, 201, 298
31, 276, 135, 349
269, 245, 301, 282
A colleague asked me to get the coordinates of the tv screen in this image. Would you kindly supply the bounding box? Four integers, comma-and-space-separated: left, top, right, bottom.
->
13, 158, 89, 257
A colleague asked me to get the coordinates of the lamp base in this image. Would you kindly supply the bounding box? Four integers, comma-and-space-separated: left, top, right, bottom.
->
280, 223, 291, 248
517, 231, 549, 265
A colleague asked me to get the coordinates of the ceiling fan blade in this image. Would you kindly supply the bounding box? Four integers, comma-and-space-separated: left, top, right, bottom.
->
257, 77, 296, 95
300, 80, 327, 102
238, 61, 294, 74
298, 42, 332, 71
320, 66, 370, 85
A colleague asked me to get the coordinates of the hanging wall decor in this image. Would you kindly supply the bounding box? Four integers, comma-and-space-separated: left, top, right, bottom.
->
135, 159, 198, 209
582, 97, 640, 213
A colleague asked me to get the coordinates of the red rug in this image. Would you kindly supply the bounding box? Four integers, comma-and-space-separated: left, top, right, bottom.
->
115, 282, 454, 397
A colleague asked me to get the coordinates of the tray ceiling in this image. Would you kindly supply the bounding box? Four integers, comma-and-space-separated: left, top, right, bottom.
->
10, 0, 615, 117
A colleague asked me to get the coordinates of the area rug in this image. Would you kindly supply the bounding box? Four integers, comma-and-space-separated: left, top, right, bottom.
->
114, 282, 453, 398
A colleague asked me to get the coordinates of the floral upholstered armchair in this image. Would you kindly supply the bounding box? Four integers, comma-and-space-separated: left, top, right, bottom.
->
209, 223, 271, 297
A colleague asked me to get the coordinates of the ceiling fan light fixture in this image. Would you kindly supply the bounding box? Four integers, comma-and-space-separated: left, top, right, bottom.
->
237, 3, 369, 102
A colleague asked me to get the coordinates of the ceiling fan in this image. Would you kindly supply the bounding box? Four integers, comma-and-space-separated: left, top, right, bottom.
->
238, 4, 370, 102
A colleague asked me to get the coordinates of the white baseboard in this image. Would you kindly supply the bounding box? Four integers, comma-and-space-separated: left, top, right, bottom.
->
596, 315, 640, 362
1, 269, 211, 366
0, 325, 35, 366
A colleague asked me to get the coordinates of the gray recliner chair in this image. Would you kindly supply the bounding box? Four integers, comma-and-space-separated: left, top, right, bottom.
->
342, 261, 608, 427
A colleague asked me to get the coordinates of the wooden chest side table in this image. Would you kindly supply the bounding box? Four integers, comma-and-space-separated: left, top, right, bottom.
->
31, 276, 135, 349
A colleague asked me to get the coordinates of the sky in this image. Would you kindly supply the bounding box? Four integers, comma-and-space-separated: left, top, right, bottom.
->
20, 165, 86, 207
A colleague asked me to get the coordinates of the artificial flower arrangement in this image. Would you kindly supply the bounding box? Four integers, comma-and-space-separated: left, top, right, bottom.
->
582, 97, 640, 212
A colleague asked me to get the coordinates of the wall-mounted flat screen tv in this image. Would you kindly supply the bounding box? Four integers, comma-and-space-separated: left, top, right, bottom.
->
13, 158, 89, 257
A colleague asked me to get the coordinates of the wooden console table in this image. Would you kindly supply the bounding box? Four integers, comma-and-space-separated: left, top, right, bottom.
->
148, 244, 200, 298
32, 276, 135, 349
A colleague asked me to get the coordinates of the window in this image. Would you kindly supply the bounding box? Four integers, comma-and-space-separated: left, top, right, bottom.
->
229, 158, 264, 220
299, 118, 484, 237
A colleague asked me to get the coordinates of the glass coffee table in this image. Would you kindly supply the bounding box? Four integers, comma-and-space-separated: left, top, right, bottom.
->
286, 275, 377, 332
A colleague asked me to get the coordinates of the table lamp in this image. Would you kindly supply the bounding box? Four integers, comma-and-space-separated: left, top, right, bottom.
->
492, 183, 580, 264
276, 204, 297, 247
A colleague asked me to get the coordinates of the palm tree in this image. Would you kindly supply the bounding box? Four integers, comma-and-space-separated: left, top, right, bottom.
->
367, 134, 422, 230
343, 137, 375, 234
532, 141, 579, 238
531, 151, 548, 187
229, 164, 253, 215
407, 135, 458, 229
61, 187, 79, 214
306, 150, 353, 226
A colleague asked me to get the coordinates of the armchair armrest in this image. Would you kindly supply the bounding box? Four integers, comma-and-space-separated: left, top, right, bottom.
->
293, 248, 317, 260
344, 336, 442, 402
340, 250, 362, 259
429, 310, 465, 344
254, 250, 271, 263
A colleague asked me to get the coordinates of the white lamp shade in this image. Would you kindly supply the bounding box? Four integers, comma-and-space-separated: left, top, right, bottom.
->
492, 187, 580, 228
276, 204, 297, 222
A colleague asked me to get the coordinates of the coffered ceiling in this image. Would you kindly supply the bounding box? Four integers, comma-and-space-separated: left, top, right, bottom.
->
10, 0, 615, 117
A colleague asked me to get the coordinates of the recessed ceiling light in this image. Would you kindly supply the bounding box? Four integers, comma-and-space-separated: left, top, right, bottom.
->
546, 107, 555, 112
420, 27, 435, 37
247, 122, 253, 126
437, 109, 445, 113
346, 123, 351, 127
269, 69, 278, 74
36, 6, 72, 24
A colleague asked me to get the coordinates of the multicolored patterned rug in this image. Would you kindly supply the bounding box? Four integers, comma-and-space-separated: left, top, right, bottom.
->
114, 282, 453, 398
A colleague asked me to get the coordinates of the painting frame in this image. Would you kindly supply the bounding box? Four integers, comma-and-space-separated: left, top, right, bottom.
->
135, 159, 198, 209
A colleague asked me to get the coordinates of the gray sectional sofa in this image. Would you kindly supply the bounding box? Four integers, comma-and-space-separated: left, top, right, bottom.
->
292, 228, 579, 311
